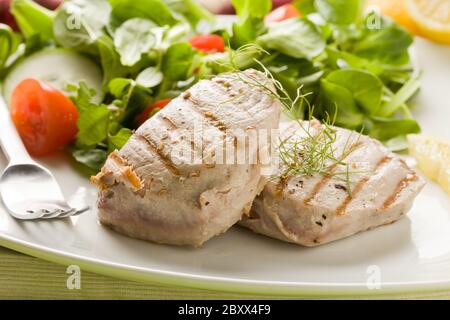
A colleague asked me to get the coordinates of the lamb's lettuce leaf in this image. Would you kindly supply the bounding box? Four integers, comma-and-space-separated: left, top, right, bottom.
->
352, 13, 413, 67
324, 69, 383, 115
257, 18, 326, 60
109, 0, 178, 30
230, 0, 271, 48
164, 0, 215, 27
108, 128, 133, 150
162, 42, 196, 81
72, 149, 108, 173
319, 79, 365, 129
231, 0, 272, 19
315, 0, 363, 25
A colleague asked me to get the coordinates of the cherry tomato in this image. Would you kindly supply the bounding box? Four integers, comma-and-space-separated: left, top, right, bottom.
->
188, 34, 225, 53
136, 99, 172, 126
265, 4, 301, 23
10, 78, 79, 156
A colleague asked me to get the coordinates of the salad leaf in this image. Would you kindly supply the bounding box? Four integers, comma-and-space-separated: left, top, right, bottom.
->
257, 18, 326, 60
72, 149, 108, 173
0, 24, 21, 70
164, 0, 215, 27
231, 17, 266, 49
231, 0, 272, 19
326, 47, 384, 76
53, 0, 111, 51
69, 82, 111, 148
293, 0, 315, 15
114, 18, 159, 66
108, 128, 133, 150
109, 0, 177, 29
368, 117, 420, 142
352, 14, 413, 66
378, 76, 421, 117
162, 42, 196, 81
136, 67, 164, 88
108, 78, 153, 125
325, 69, 383, 115
77, 104, 111, 148
230, 0, 271, 48
315, 0, 363, 25
383, 135, 409, 152
319, 79, 364, 129
11, 0, 55, 41
96, 35, 130, 85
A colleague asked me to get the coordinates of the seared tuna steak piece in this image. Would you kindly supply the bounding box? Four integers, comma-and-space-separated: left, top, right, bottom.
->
240, 120, 425, 246
92, 70, 282, 247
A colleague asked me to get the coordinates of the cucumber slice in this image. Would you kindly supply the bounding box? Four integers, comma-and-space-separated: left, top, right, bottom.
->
3, 49, 103, 106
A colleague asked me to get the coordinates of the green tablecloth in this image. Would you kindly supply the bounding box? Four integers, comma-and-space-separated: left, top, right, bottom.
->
0, 246, 449, 299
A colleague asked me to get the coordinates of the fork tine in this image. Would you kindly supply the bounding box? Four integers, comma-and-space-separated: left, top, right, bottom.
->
40, 205, 89, 219
40, 209, 67, 219
54, 208, 77, 219
41, 208, 75, 219
57, 206, 89, 218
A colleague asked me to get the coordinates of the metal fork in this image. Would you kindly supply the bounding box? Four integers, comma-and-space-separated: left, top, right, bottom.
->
0, 95, 89, 220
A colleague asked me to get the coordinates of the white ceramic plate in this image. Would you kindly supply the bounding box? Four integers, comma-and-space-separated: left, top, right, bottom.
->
0, 38, 449, 297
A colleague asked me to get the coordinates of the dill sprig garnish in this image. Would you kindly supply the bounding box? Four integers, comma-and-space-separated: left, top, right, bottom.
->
213, 45, 364, 197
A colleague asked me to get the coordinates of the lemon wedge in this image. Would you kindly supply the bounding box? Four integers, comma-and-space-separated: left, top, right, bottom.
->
406, 0, 450, 44
408, 134, 450, 195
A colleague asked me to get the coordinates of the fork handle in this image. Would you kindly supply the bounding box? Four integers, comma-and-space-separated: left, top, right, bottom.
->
0, 95, 32, 164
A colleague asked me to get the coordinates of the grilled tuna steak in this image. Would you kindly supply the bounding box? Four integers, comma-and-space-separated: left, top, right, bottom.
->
92, 70, 282, 247
240, 120, 426, 247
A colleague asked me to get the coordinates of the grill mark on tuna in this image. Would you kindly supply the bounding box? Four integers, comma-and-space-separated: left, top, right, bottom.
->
135, 134, 180, 176
275, 176, 290, 195
382, 161, 418, 210
303, 175, 333, 206
335, 156, 392, 216
159, 115, 178, 130
303, 140, 365, 206
189, 102, 229, 133
158, 108, 212, 168
110, 151, 127, 166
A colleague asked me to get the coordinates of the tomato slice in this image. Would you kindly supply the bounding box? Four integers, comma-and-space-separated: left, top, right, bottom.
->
188, 35, 225, 53
265, 4, 301, 23
10, 78, 79, 156
136, 98, 172, 126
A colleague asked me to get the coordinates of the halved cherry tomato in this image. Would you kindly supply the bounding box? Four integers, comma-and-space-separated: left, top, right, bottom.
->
188, 34, 225, 53
136, 98, 172, 126
10, 78, 79, 156
265, 4, 301, 23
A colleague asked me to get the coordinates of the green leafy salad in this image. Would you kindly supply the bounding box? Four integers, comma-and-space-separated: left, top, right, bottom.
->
0, 0, 421, 174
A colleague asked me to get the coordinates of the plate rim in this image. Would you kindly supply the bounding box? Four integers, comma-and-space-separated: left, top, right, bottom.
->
2, 232, 450, 297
